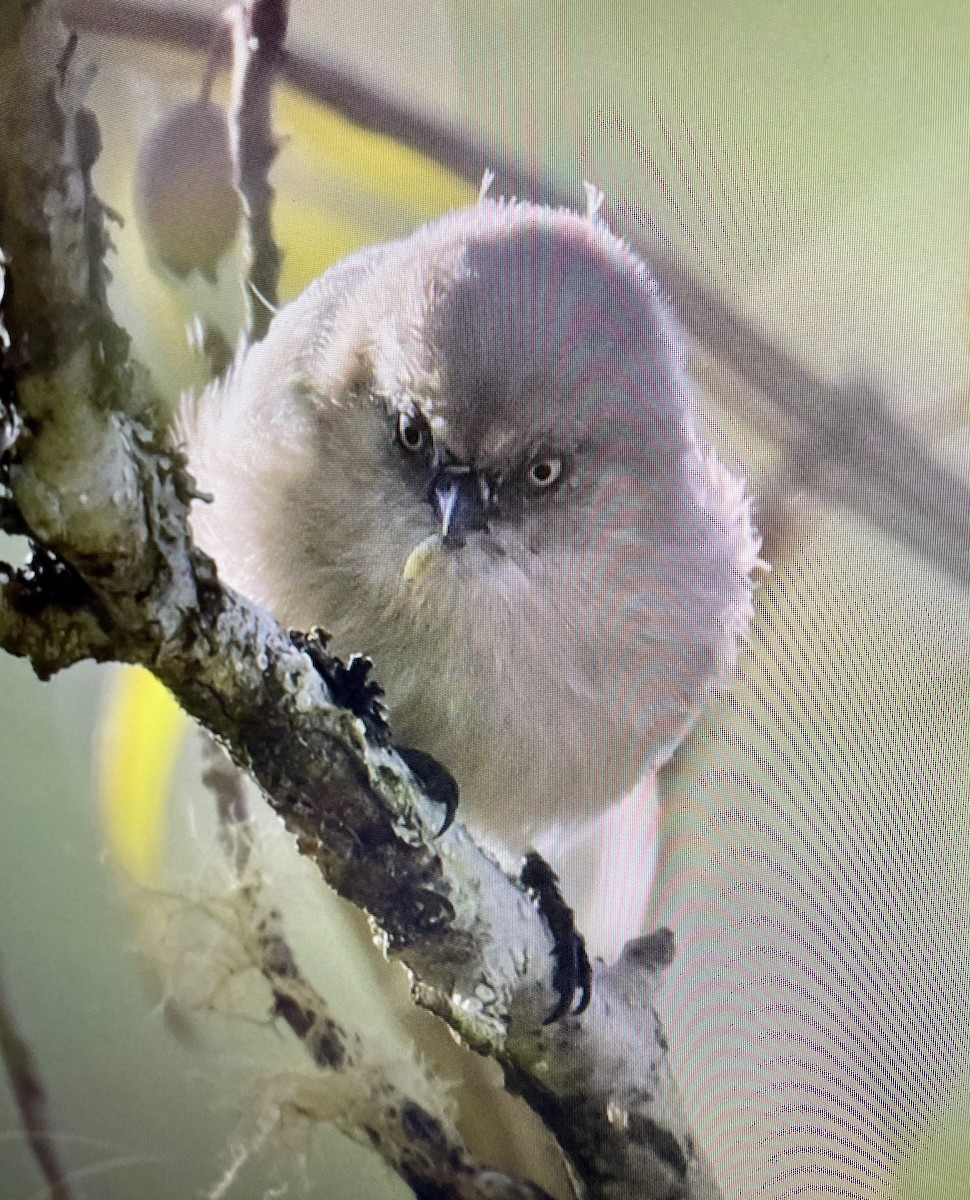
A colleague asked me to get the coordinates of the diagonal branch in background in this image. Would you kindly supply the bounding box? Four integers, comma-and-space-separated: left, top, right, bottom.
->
0, 3, 719, 1197
645, 256, 970, 585
63, 0, 970, 589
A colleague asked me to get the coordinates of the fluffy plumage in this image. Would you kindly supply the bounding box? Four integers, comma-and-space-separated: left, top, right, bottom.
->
185, 194, 762, 954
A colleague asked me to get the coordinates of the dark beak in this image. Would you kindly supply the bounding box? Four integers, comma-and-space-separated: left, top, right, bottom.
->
427, 464, 488, 549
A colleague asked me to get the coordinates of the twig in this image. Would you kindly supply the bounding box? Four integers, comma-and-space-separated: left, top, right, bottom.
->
0, 956, 75, 1200
223, 0, 285, 340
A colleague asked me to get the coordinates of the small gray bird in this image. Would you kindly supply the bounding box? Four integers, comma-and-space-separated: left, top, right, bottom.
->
185, 189, 762, 980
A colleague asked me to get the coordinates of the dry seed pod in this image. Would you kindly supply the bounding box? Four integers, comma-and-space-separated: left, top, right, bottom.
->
135, 98, 241, 283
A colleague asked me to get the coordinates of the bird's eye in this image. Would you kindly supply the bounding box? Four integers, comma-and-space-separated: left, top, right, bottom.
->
396, 410, 431, 454
527, 456, 563, 490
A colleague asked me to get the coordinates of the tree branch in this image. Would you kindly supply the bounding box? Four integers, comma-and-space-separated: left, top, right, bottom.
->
0, 3, 716, 1196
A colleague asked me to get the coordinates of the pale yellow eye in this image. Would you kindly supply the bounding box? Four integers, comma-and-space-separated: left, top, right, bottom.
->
527, 456, 563, 489
396, 410, 431, 453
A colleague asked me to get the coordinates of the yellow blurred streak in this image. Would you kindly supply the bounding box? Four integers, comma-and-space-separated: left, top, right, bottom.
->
275, 194, 376, 298
273, 84, 477, 297
275, 84, 476, 218
97, 667, 188, 884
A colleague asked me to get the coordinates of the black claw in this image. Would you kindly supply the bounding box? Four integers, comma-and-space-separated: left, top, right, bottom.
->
396, 746, 460, 836
521, 850, 593, 1023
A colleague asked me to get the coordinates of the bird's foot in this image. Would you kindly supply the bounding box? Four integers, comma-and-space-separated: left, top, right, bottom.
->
293, 630, 459, 837
291, 628, 390, 741
396, 746, 460, 836
521, 850, 592, 1023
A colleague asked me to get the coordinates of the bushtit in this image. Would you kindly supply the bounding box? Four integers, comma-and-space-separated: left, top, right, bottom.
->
185, 189, 762, 1000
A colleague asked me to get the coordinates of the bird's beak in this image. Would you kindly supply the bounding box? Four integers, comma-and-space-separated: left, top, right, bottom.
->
427, 464, 488, 550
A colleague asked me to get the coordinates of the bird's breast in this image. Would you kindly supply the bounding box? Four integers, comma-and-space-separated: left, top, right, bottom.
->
332, 539, 652, 849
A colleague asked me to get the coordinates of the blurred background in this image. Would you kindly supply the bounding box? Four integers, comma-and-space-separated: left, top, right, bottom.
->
2, 1, 970, 1197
